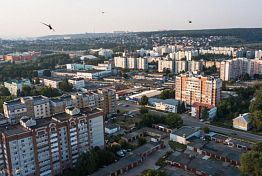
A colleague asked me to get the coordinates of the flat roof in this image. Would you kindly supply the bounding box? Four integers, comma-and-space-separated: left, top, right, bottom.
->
188, 138, 243, 162
91, 155, 141, 176
167, 151, 240, 176
171, 126, 199, 138
53, 108, 102, 122
0, 124, 30, 136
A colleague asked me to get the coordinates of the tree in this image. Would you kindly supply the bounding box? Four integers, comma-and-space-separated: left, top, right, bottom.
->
203, 126, 210, 133
160, 90, 175, 99
240, 142, 262, 176
35, 77, 40, 84
250, 88, 262, 131
39, 87, 61, 97
0, 87, 11, 96
43, 70, 51, 77
123, 73, 128, 79
58, 79, 73, 92
253, 142, 262, 153
140, 107, 149, 114
140, 95, 148, 106
240, 151, 262, 176
177, 102, 186, 113
201, 107, 209, 119
165, 113, 183, 128
142, 170, 167, 176
251, 111, 262, 131
21, 85, 32, 97
138, 137, 147, 146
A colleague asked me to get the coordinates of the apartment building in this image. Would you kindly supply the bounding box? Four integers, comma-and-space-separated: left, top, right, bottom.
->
42, 77, 62, 89
0, 107, 104, 176
127, 57, 137, 69
68, 78, 85, 90
175, 60, 188, 74
3, 96, 51, 124
188, 60, 203, 73
175, 73, 222, 106
220, 58, 262, 81
4, 79, 31, 96
114, 57, 148, 70
137, 57, 148, 70
158, 60, 174, 73
97, 88, 116, 118
114, 57, 127, 69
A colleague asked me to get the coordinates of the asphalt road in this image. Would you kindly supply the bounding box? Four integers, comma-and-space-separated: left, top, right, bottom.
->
117, 100, 262, 142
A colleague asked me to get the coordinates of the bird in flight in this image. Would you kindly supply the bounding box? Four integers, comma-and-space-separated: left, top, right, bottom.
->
188, 20, 192, 24
41, 22, 55, 31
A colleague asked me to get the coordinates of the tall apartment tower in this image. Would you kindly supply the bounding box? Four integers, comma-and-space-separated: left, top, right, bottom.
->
97, 88, 116, 118
0, 107, 104, 176
158, 60, 175, 73
175, 73, 222, 106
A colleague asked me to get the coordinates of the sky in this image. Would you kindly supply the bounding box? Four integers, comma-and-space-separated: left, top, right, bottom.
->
0, 0, 261, 38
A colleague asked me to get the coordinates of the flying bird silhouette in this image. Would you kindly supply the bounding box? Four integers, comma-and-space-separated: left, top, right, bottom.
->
188, 20, 192, 24
41, 22, 55, 31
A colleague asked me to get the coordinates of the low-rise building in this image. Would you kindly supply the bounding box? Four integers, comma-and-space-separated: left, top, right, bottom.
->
3, 95, 51, 124
4, 79, 31, 96
191, 102, 217, 119
91, 141, 164, 176
105, 124, 120, 135
166, 151, 240, 176
233, 113, 252, 131
76, 70, 111, 79
126, 89, 161, 102
170, 126, 200, 144
148, 98, 180, 113
68, 78, 85, 90
42, 77, 62, 89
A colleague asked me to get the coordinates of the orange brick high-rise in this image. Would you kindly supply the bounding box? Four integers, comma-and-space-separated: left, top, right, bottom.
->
175, 73, 222, 106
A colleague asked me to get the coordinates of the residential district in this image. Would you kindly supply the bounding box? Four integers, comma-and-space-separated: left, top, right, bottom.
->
0, 31, 262, 176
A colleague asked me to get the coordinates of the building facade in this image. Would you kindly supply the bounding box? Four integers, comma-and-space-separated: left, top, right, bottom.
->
175, 74, 222, 106
158, 60, 174, 73
0, 107, 104, 176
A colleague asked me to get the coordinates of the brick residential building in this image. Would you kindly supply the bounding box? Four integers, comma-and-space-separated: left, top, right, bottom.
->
0, 107, 104, 176
175, 73, 222, 106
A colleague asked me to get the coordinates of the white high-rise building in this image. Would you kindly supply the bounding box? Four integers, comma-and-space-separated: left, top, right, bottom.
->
114, 57, 127, 69
158, 60, 175, 73
220, 58, 262, 81
127, 57, 137, 69
137, 57, 148, 70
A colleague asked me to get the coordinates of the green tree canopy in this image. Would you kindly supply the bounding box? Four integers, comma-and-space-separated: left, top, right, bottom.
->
201, 107, 209, 119
140, 95, 149, 106
140, 107, 149, 114
142, 170, 167, 176
165, 113, 183, 128
160, 90, 175, 99
58, 79, 73, 92
0, 87, 11, 96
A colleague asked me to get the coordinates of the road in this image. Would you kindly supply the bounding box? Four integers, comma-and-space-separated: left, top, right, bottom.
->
117, 100, 262, 142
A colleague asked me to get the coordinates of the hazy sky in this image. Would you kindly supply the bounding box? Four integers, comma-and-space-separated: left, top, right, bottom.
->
0, 0, 261, 38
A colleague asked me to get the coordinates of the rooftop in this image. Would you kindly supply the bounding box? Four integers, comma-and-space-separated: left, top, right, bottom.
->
167, 151, 240, 176
171, 126, 199, 138
0, 124, 30, 137
53, 108, 102, 122
188, 138, 243, 162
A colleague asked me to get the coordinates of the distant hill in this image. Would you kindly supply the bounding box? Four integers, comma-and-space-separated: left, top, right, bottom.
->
38, 28, 262, 42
